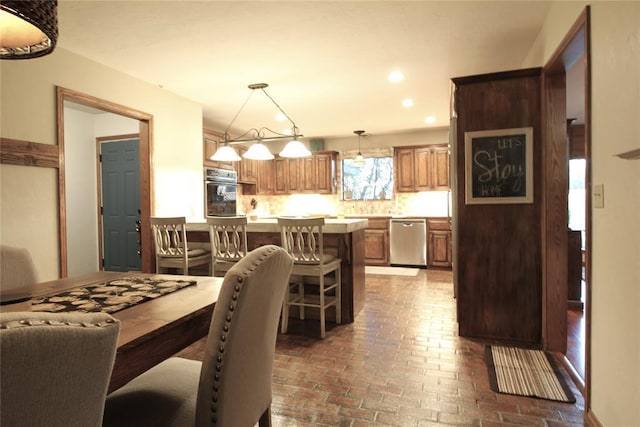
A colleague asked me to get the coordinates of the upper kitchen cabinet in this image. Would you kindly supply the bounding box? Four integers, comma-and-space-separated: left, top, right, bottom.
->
394, 144, 449, 192
256, 158, 274, 194
203, 128, 233, 169
314, 152, 337, 193
272, 151, 337, 195
235, 146, 257, 184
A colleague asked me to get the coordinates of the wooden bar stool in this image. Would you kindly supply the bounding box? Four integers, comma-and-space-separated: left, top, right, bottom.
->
150, 216, 211, 275
207, 216, 248, 277
278, 217, 341, 338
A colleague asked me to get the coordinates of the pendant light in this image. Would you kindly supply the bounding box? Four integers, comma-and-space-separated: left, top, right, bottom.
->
279, 137, 311, 158
354, 130, 366, 163
211, 144, 241, 162
0, 0, 58, 59
243, 142, 274, 160
211, 83, 311, 161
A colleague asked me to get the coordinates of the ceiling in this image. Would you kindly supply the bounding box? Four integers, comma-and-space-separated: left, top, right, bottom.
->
57, 1, 553, 139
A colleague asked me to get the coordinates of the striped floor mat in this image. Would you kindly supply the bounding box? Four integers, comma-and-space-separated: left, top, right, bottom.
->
486, 345, 576, 402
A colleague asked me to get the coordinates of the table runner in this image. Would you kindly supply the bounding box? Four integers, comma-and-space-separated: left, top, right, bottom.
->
31, 276, 197, 314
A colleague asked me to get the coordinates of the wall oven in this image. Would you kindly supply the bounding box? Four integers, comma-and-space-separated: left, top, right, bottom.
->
205, 168, 237, 217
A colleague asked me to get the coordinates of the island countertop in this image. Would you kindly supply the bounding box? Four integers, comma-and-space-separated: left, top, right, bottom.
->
188, 217, 368, 234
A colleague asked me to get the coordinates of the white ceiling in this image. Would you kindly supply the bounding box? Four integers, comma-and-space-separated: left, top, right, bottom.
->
57, 1, 553, 139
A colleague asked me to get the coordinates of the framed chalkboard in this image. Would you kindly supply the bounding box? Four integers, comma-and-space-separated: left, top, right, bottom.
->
465, 127, 533, 204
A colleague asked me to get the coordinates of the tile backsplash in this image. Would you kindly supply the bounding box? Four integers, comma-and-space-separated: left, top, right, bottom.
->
238, 190, 450, 217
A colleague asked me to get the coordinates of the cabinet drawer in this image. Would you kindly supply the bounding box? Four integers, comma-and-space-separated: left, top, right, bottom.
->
427, 219, 451, 231
367, 218, 389, 230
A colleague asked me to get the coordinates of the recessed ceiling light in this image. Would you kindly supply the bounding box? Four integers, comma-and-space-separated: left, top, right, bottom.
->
388, 70, 404, 83
402, 98, 414, 108
425, 116, 437, 124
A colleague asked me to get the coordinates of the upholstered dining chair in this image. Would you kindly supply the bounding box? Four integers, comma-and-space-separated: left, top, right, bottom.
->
151, 216, 212, 275
277, 217, 342, 339
207, 216, 248, 277
0, 312, 120, 427
0, 245, 38, 290
102, 244, 293, 427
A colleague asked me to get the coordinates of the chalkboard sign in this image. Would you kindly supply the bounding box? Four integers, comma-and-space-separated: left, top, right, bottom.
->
464, 127, 533, 204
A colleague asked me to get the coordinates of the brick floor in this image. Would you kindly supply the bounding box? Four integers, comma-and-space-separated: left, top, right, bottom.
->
179, 268, 585, 426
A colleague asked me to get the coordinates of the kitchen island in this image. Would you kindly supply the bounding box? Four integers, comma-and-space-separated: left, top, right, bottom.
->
187, 217, 368, 323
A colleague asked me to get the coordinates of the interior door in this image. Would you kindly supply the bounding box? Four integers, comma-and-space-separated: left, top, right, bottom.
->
101, 139, 141, 271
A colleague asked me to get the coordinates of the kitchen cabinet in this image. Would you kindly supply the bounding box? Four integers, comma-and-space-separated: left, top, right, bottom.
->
314, 152, 336, 193
236, 146, 257, 184
427, 218, 452, 268
432, 145, 450, 190
273, 157, 288, 194
255, 159, 274, 194
363, 217, 390, 265
395, 144, 449, 192
271, 151, 337, 195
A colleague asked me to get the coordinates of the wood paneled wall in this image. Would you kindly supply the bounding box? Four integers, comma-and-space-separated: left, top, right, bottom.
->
453, 69, 543, 344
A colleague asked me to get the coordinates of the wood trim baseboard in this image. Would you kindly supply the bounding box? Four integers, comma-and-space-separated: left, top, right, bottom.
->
585, 409, 603, 427
0, 137, 60, 168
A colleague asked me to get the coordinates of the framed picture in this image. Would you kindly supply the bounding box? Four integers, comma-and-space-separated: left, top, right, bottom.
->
465, 127, 533, 205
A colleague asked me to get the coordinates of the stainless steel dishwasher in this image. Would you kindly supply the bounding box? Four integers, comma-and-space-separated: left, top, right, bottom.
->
390, 218, 427, 267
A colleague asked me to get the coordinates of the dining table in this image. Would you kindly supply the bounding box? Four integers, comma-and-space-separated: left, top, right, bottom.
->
0, 271, 223, 392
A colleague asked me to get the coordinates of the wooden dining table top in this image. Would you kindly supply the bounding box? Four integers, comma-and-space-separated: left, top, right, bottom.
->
1, 270, 224, 392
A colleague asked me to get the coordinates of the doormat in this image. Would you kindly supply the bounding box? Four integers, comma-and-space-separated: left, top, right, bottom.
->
31, 276, 196, 314
485, 345, 576, 403
365, 266, 419, 276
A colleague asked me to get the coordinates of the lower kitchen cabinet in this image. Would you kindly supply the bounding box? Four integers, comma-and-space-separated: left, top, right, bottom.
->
427, 219, 452, 268
363, 217, 390, 265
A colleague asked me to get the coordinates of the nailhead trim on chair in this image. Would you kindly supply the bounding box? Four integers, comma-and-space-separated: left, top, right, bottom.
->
0, 317, 117, 329
208, 245, 279, 425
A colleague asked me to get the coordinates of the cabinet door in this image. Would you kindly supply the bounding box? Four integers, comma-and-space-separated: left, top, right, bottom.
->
236, 147, 257, 184
428, 230, 452, 268
414, 147, 433, 190
364, 229, 389, 265
432, 144, 450, 190
255, 160, 274, 195
287, 158, 302, 193
395, 148, 415, 192
315, 153, 335, 194
301, 156, 316, 193
273, 157, 288, 194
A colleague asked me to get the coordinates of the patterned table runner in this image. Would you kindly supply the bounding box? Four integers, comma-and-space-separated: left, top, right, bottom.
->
31, 276, 197, 314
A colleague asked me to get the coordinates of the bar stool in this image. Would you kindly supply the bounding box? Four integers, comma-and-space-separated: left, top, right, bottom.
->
277, 217, 341, 338
150, 216, 211, 275
207, 216, 248, 277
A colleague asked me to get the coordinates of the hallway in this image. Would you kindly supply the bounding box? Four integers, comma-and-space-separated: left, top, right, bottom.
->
179, 268, 585, 426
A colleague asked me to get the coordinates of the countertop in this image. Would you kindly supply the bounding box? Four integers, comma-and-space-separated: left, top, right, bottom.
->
188, 217, 368, 234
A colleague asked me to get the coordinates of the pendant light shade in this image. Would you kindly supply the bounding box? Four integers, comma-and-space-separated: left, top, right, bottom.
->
0, 0, 58, 59
279, 139, 312, 158
211, 145, 241, 162
243, 143, 275, 160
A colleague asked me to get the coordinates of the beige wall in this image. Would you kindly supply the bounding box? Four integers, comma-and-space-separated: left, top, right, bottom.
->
1, 47, 204, 282
526, 2, 640, 425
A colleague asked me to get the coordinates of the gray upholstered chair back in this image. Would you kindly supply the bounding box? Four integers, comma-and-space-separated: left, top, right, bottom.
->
0, 312, 120, 427
0, 245, 38, 290
196, 244, 293, 426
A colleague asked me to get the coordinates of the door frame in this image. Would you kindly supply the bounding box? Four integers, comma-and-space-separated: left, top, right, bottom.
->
541, 6, 591, 408
56, 87, 154, 276
96, 134, 141, 271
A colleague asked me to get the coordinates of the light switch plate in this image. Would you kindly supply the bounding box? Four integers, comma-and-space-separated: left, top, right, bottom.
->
593, 184, 604, 208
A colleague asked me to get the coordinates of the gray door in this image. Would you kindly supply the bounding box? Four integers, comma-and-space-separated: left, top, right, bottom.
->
101, 139, 141, 271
